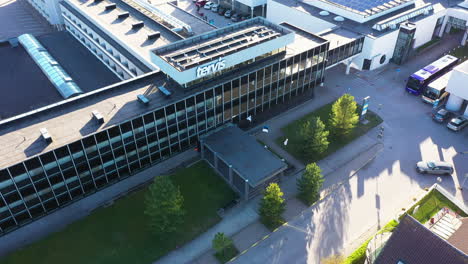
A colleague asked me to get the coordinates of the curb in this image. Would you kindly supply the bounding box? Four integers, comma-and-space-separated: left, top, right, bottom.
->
226, 142, 385, 262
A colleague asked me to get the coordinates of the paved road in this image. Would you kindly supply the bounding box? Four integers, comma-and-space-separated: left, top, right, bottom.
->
231, 36, 468, 264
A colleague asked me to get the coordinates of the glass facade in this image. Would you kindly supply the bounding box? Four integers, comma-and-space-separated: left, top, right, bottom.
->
0, 42, 329, 235
326, 37, 365, 67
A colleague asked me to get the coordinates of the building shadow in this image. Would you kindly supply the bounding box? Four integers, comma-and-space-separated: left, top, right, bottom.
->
24, 136, 50, 157
79, 117, 101, 136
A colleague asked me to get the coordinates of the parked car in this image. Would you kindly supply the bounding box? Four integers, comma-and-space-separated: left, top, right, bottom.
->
203, 1, 213, 9
196, 0, 207, 7
224, 9, 233, 18
231, 13, 241, 22
241, 14, 252, 21
432, 108, 453, 123
211, 3, 219, 12
217, 7, 226, 15
416, 161, 454, 175
447, 116, 468, 131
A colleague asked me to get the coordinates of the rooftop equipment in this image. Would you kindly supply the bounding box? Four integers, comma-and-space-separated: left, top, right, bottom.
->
40, 128, 52, 143
17, 34, 83, 99
137, 94, 150, 104
132, 21, 145, 29
105, 3, 117, 10
147, 31, 161, 40
117, 11, 130, 19
92, 110, 104, 124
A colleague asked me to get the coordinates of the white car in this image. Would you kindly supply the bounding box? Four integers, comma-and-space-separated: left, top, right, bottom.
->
211, 3, 219, 12
204, 2, 213, 9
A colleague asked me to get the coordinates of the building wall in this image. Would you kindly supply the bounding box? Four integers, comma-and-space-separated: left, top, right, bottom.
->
413, 11, 445, 48
266, 0, 336, 34
350, 29, 399, 71
26, 0, 63, 25
61, 6, 145, 80
0, 43, 329, 235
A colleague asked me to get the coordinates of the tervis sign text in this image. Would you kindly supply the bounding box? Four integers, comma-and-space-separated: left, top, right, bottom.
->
196, 57, 226, 78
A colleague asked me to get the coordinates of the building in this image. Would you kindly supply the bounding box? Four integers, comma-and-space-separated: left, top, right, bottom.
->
371, 214, 468, 264
0, 15, 358, 235
2, 0, 467, 241
446, 60, 468, 115
266, 0, 468, 71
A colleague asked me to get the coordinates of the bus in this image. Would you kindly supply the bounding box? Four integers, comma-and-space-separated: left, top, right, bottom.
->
421, 71, 451, 104
405, 55, 459, 95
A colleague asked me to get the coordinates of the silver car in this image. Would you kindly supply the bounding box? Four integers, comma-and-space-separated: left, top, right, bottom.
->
416, 161, 454, 175
447, 116, 468, 131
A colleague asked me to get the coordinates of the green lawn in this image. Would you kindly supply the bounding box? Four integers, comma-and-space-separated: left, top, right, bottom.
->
407, 189, 468, 224
1, 161, 237, 264
276, 101, 382, 164
449, 44, 468, 63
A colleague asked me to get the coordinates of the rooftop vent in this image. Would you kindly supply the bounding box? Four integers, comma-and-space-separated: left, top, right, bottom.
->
319, 10, 330, 16
147, 31, 161, 40
40, 128, 52, 143
105, 3, 116, 10
49, 60, 59, 66
159, 86, 171, 97
334, 16, 345, 22
94, 0, 103, 3
132, 21, 144, 29
92, 110, 104, 124
137, 94, 150, 104
117, 11, 130, 19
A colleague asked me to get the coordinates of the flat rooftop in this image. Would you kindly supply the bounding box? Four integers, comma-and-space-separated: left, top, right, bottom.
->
0, 31, 118, 120
319, 27, 362, 49
312, 0, 414, 17
155, 3, 216, 35
278, 0, 461, 37
201, 125, 287, 187
154, 18, 290, 71
62, 0, 183, 70
280, 23, 328, 54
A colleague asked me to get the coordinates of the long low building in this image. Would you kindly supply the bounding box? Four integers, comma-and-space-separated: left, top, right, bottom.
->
0, 17, 363, 235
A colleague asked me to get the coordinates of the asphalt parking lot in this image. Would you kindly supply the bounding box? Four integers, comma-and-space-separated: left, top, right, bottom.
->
176, 0, 238, 28
0, 0, 52, 41
231, 35, 468, 264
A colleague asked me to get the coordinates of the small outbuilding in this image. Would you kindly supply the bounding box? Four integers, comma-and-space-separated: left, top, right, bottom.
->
200, 125, 288, 200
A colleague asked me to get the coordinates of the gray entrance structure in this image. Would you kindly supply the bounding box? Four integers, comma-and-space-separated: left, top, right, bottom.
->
200, 125, 287, 200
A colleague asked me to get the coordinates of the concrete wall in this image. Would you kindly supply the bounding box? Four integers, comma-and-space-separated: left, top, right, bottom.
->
351, 30, 399, 71
266, 0, 336, 34
413, 11, 445, 48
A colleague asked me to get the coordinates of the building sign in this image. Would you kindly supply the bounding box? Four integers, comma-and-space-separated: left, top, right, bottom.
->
360, 96, 370, 120
196, 57, 226, 78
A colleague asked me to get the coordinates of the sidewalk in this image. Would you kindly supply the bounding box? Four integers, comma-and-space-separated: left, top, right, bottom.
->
158, 85, 383, 264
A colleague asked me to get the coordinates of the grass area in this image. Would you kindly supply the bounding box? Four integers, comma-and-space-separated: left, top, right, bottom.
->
276, 102, 383, 164
407, 189, 468, 224
344, 220, 398, 264
214, 244, 239, 264
1, 161, 237, 264
416, 38, 441, 52
449, 44, 468, 63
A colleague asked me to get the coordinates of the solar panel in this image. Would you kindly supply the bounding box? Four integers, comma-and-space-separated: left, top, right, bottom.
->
322, 0, 412, 13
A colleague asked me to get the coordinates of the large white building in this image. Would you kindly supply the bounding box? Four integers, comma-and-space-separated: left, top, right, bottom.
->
267, 0, 468, 71
446, 60, 468, 115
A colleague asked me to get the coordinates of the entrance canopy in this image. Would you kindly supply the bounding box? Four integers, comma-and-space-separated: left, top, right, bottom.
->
200, 125, 287, 189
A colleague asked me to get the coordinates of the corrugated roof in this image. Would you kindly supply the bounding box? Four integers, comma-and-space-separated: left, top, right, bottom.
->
17, 34, 83, 99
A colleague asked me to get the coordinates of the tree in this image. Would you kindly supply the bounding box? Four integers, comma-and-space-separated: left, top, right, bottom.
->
297, 163, 324, 205
299, 117, 329, 157
329, 94, 359, 137
321, 254, 345, 264
259, 183, 285, 228
212, 232, 233, 258
144, 175, 184, 235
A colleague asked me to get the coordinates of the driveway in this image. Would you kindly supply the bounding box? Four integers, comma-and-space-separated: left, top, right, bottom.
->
231, 36, 468, 263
